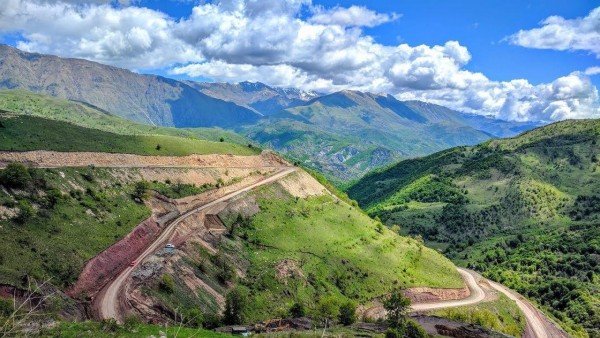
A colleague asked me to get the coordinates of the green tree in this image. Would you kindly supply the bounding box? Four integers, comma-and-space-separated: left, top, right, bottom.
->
132, 181, 149, 203
384, 290, 411, 329
219, 137, 225, 142
0, 163, 31, 189
224, 288, 247, 325
316, 296, 340, 324
338, 301, 357, 326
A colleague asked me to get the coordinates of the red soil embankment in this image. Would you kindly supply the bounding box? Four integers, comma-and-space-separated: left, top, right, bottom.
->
67, 218, 162, 299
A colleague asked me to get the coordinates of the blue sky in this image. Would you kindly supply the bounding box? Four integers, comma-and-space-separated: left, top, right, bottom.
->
134, 0, 599, 87
0, 0, 598, 122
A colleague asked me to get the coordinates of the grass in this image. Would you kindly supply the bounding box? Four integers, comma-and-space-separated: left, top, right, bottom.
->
217, 179, 463, 323
42, 320, 232, 337
0, 167, 150, 288
0, 89, 252, 145
0, 112, 260, 156
430, 294, 527, 337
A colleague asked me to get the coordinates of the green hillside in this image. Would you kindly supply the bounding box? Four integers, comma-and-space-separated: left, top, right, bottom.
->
145, 171, 463, 325
0, 90, 252, 145
0, 112, 259, 156
347, 119, 600, 336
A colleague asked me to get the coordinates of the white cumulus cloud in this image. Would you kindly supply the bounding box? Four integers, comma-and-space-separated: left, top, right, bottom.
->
0, 0, 598, 122
508, 6, 600, 58
308, 5, 400, 27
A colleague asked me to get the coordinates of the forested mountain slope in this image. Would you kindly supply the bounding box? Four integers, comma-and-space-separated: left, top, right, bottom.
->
348, 119, 600, 336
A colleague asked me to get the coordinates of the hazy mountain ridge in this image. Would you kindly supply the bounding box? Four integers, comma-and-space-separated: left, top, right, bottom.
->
0, 44, 260, 128
0, 44, 540, 181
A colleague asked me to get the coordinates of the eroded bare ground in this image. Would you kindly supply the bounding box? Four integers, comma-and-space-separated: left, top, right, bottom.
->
0, 150, 287, 168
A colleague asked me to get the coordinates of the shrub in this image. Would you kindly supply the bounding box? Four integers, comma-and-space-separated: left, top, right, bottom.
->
316, 296, 340, 323
289, 302, 306, 318
160, 274, 175, 293
405, 320, 427, 338
132, 181, 149, 203
15, 200, 34, 224
0, 163, 32, 189
384, 290, 411, 329
185, 308, 203, 328
224, 288, 248, 325
220, 137, 224, 142
338, 301, 357, 325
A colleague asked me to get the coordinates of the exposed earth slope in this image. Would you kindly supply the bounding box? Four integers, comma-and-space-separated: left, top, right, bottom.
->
348, 119, 600, 337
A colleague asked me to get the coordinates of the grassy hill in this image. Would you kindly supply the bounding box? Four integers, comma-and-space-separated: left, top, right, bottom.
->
0, 91, 465, 335
0, 112, 260, 157
347, 119, 600, 336
0, 90, 253, 145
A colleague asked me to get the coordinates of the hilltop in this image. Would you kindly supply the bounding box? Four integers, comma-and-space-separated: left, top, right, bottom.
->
348, 119, 600, 336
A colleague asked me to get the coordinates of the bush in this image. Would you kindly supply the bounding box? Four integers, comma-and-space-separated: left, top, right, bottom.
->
316, 296, 340, 323
160, 274, 175, 293
0, 163, 32, 189
384, 290, 411, 329
405, 320, 427, 338
338, 301, 357, 325
203, 312, 222, 329
385, 328, 401, 338
289, 302, 306, 318
132, 181, 149, 203
224, 288, 248, 325
15, 200, 34, 224
185, 308, 203, 328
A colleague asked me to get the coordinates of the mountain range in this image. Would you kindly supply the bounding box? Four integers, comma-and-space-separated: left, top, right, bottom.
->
0, 44, 539, 181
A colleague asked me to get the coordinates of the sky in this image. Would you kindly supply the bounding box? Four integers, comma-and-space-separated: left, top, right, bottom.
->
0, 0, 599, 122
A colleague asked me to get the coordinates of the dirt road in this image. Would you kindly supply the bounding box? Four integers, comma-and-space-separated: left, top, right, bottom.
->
96, 167, 297, 322
410, 268, 566, 338
488, 280, 567, 338
410, 268, 485, 312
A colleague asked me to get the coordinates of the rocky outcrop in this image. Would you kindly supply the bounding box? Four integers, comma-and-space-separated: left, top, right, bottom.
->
67, 218, 163, 299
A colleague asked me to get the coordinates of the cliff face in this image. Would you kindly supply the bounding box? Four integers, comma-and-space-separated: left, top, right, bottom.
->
0, 44, 260, 127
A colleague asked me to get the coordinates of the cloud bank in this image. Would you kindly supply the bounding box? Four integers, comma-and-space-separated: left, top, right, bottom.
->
0, 0, 598, 122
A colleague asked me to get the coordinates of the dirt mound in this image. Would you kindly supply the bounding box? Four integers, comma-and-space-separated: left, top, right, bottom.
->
0, 150, 288, 169
404, 285, 470, 303
68, 218, 163, 299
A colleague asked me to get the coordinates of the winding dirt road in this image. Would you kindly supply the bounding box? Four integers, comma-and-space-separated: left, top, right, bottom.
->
410, 268, 566, 338
96, 167, 297, 322
410, 268, 485, 312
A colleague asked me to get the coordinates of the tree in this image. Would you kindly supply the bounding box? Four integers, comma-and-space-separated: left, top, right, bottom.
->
219, 137, 225, 142
0, 163, 31, 189
132, 181, 149, 203
224, 288, 247, 325
289, 302, 306, 318
383, 290, 411, 330
338, 301, 357, 326
317, 296, 340, 324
